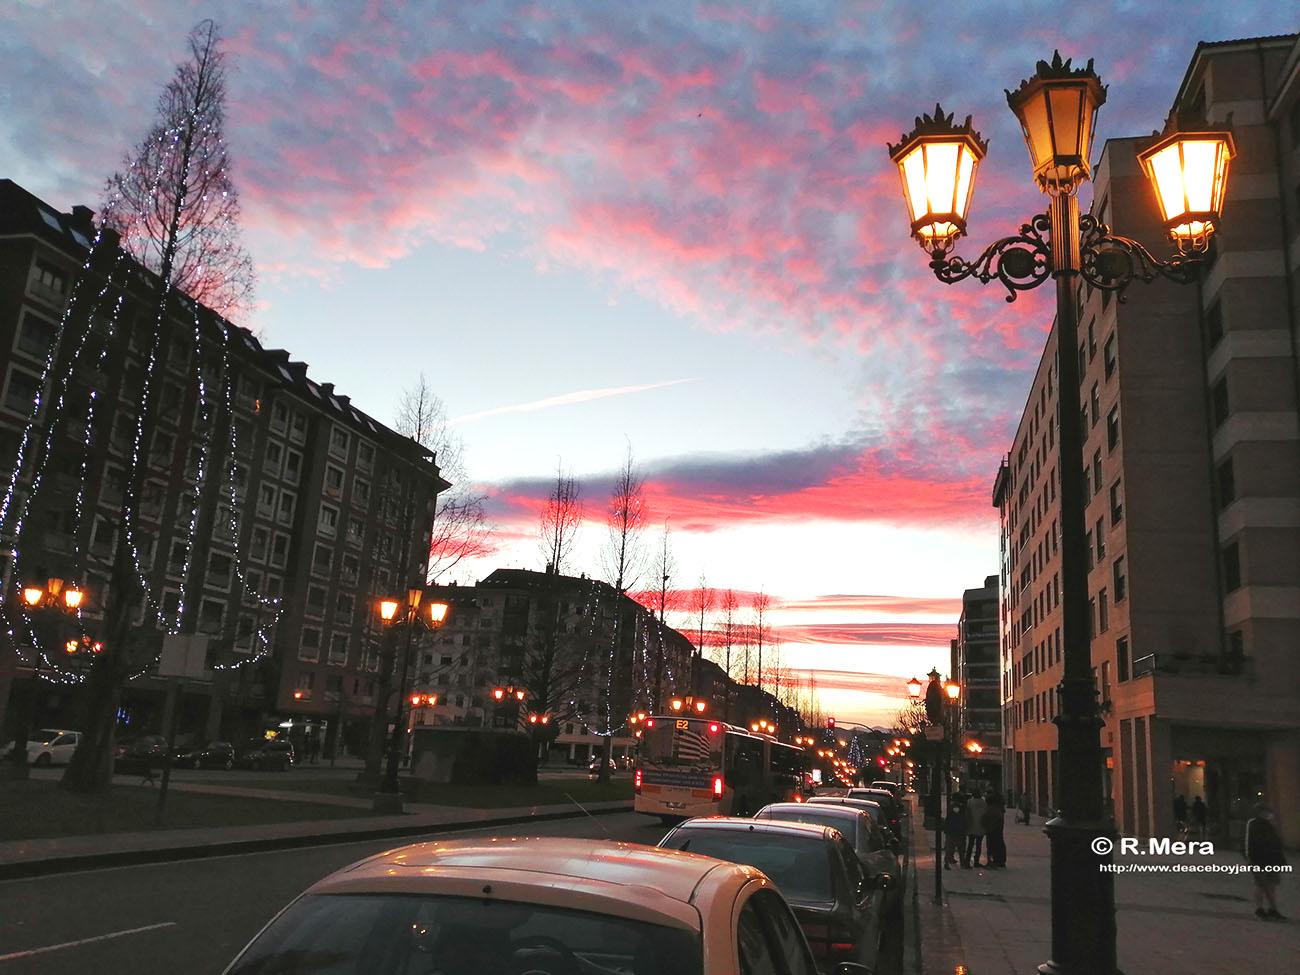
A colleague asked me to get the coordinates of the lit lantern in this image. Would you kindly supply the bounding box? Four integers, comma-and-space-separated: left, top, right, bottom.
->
1005, 52, 1107, 195
1137, 116, 1234, 253
887, 104, 987, 254
428, 601, 449, 624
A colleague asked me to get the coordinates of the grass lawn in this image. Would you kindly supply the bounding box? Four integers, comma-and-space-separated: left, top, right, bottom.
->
0, 778, 372, 840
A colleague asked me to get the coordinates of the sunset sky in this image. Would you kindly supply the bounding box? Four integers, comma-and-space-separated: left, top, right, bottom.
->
2, 1, 1288, 726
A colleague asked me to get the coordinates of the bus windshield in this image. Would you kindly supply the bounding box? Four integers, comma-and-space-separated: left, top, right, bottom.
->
639, 720, 723, 771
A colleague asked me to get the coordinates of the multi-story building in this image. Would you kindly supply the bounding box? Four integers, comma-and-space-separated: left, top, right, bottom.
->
0, 178, 449, 757
952, 575, 1001, 793
995, 35, 1300, 843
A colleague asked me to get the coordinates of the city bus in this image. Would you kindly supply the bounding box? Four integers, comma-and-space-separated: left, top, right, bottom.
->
633, 715, 809, 822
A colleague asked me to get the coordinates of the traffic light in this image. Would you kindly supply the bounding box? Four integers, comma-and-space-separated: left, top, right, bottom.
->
827, 717, 835, 730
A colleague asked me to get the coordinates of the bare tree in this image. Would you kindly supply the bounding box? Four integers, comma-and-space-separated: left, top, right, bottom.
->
716, 589, 739, 721
538, 461, 582, 575
394, 374, 493, 581
650, 522, 675, 709
102, 20, 254, 322
62, 21, 251, 792
597, 446, 646, 782
689, 572, 715, 696
752, 591, 771, 694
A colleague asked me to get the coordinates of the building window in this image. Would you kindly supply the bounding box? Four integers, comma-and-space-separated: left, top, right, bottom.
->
312, 543, 333, 576
1113, 555, 1127, 602
330, 426, 350, 458
1095, 517, 1106, 561
329, 634, 348, 666
1090, 384, 1100, 427
198, 598, 225, 635
341, 552, 359, 584
29, 259, 68, 304
16, 314, 57, 359
1087, 319, 1097, 360
324, 465, 345, 498
277, 490, 296, 525
1110, 480, 1123, 525
347, 517, 365, 546
318, 504, 339, 538
271, 401, 288, 432
1117, 636, 1131, 682
251, 527, 269, 563
1093, 450, 1102, 491
208, 552, 233, 590
4, 368, 43, 415
306, 584, 327, 616
1106, 405, 1120, 451
1222, 542, 1241, 592
1216, 458, 1235, 509
335, 592, 354, 623
284, 449, 302, 485
265, 440, 283, 477
1205, 300, 1223, 348
357, 441, 375, 471
1103, 333, 1116, 379
290, 410, 307, 443
270, 532, 290, 568
1212, 377, 1229, 428
300, 627, 321, 662
1098, 588, 1108, 633
257, 483, 276, 516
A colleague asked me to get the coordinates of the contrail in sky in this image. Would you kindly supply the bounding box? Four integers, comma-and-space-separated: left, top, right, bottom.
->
451, 378, 696, 424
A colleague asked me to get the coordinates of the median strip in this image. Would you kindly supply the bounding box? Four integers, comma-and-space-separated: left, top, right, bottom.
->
0, 921, 177, 961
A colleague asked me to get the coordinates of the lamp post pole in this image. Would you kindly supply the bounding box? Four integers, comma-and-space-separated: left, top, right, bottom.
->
889, 52, 1234, 975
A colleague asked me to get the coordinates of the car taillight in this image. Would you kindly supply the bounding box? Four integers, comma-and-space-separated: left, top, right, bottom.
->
712, 776, 723, 799
634, 769, 642, 793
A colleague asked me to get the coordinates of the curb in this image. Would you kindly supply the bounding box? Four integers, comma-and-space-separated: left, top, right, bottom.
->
0, 803, 635, 881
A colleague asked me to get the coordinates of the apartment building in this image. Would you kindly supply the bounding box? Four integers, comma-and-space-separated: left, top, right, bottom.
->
951, 575, 1002, 793
0, 178, 448, 756
995, 35, 1300, 843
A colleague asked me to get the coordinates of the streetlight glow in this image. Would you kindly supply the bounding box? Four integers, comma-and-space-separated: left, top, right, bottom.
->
887, 106, 987, 254
1137, 123, 1234, 252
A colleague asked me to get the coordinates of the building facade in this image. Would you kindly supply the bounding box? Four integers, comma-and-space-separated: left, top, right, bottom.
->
0, 178, 448, 758
952, 575, 1002, 793
996, 36, 1300, 843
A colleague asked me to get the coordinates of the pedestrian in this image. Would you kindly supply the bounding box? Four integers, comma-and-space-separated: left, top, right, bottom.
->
1245, 804, 1287, 920
1173, 794, 1188, 835
983, 792, 1007, 868
1191, 796, 1208, 840
964, 789, 987, 868
1018, 790, 1032, 825
307, 734, 320, 765
943, 792, 967, 870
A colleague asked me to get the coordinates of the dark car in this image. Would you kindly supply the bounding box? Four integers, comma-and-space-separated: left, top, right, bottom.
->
755, 803, 902, 918
174, 740, 236, 770
239, 738, 294, 771
113, 734, 169, 773
806, 796, 904, 856
658, 816, 888, 973
847, 788, 905, 835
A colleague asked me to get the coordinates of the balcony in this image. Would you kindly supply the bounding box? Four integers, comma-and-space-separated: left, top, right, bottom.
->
1131, 652, 1252, 679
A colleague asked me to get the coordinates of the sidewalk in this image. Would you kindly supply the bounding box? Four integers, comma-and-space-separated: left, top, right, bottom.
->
0, 763, 631, 880
906, 809, 1298, 974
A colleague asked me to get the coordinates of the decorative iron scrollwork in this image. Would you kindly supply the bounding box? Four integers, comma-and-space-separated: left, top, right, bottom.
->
927, 210, 1201, 301
927, 213, 1052, 302
1077, 214, 1200, 295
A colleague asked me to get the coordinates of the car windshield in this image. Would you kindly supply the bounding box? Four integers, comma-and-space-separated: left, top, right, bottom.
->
225, 892, 702, 975
666, 830, 833, 904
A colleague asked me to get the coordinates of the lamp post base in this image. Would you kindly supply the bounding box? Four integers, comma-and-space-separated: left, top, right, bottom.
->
1036, 815, 1119, 975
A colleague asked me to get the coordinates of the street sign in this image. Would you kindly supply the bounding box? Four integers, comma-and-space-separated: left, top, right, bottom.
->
923, 725, 944, 741
158, 634, 210, 679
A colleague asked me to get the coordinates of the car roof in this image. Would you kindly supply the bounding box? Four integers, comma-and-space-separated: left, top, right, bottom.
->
760, 802, 866, 822
672, 815, 839, 840
308, 837, 770, 932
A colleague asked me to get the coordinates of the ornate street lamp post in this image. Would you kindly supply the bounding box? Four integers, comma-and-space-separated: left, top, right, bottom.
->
375, 591, 448, 811
889, 52, 1232, 975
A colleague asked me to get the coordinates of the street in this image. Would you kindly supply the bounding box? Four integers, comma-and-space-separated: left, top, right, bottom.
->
0, 810, 908, 975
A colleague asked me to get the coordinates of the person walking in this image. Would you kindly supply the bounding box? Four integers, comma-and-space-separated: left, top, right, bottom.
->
964, 789, 987, 868
1245, 804, 1287, 920
1173, 793, 1189, 835
1018, 790, 1032, 825
943, 792, 967, 870
983, 792, 1007, 868
1191, 796, 1208, 839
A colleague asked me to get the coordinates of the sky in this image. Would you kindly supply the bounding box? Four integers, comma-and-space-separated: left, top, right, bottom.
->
2, 1, 1290, 727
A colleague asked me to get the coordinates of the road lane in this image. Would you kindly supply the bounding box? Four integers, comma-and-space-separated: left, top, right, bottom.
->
0, 812, 664, 975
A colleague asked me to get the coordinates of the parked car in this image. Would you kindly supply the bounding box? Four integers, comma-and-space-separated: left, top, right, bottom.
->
174, 740, 236, 770
806, 796, 904, 856
658, 816, 889, 974
113, 734, 169, 773
238, 738, 294, 771
588, 757, 618, 778
846, 787, 905, 834
869, 780, 904, 799
754, 803, 902, 917
0, 729, 80, 766
220, 836, 869, 975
